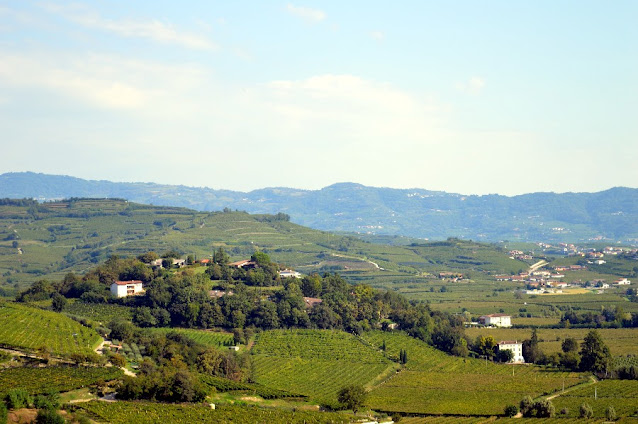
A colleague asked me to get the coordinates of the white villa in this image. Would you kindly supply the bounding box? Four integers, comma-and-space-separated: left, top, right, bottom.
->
479, 314, 512, 328
279, 269, 302, 278
615, 278, 631, 286
110, 280, 144, 298
498, 340, 525, 363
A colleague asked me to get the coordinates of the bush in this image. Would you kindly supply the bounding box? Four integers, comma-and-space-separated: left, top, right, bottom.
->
35, 408, 65, 424
504, 404, 518, 417
560, 407, 569, 415
5, 388, 32, 409
580, 402, 593, 419
0, 403, 7, 424
606, 405, 617, 421
391, 413, 402, 422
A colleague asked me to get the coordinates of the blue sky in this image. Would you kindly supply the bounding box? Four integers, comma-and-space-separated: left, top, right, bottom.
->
1, 1, 636, 195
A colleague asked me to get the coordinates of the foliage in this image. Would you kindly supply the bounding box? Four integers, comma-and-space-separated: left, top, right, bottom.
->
117, 366, 207, 403
0, 402, 6, 424
580, 330, 611, 373
74, 400, 351, 424
337, 385, 367, 414
4, 388, 32, 409
35, 408, 65, 424
504, 404, 518, 417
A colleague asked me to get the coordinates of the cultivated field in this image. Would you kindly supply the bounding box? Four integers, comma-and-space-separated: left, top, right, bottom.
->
146, 327, 234, 347
364, 331, 584, 415
0, 301, 101, 356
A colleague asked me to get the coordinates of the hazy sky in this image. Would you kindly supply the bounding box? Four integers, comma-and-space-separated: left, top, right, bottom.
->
1, 1, 636, 195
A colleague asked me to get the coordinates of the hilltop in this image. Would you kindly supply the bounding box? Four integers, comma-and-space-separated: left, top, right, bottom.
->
2, 172, 637, 243
0, 198, 529, 289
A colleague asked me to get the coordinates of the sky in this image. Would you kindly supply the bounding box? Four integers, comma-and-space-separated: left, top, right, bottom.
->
0, 1, 637, 195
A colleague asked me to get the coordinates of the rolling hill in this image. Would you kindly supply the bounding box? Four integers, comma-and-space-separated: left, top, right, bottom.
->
2, 172, 637, 243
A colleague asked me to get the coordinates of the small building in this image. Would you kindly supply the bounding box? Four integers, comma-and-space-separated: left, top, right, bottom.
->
229, 259, 257, 269
279, 269, 302, 279
479, 314, 512, 328
303, 297, 323, 309
615, 278, 631, 286
110, 280, 144, 298
498, 340, 525, 363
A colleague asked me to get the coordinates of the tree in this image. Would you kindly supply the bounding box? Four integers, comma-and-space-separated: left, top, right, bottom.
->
504, 404, 518, 417
580, 330, 611, 373
251, 251, 271, 267
579, 402, 593, 419
337, 385, 367, 414
496, 349, 514, 363
213, 248, 229, 266
522, 329, 541, 364
35, 409, 65, 424
475, 335, 498, 359
51, 293, 67, 312
562, 337, 578, 353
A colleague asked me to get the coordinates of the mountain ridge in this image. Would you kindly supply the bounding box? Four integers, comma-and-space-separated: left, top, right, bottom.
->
1, 171, 637, 243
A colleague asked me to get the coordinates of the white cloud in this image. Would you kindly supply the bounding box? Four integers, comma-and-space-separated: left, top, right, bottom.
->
370, 31, 384, 42
456, 76, 486, 95
286, 4, 326, 22
40, 3, 216, 50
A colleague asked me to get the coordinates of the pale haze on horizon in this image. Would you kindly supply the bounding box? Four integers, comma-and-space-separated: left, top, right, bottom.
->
0, 1, 636, 196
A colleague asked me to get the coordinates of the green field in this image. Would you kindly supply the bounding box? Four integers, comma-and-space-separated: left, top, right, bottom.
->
147, 327, 234, 347
0, 301, 101, 356
363, 331, 584, 415
65, 300, 134, 323
0, 366, 123, 397
251, 329, 394, 404
465, 327, 638, 357
74, 400, 350, 424
551, 379, 638, 418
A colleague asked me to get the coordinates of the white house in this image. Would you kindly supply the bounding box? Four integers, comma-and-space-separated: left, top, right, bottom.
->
498, 340, 525, 363
615, 278, 631, 286
279, 269, 302, 278
479, 314, 512, 328
110, 280, 144, 298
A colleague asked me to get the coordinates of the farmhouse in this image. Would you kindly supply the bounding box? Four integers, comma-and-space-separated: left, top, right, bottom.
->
110, 280, 144, 298
479, 314, 512, 327
229, 259, 257, 269
279, 269, 302, 279
615, 278, 631, 286
303, 297, 323, 309
498, 340, 525, 363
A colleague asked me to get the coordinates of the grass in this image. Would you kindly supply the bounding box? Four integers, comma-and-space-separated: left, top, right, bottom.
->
0, 300, 101, 356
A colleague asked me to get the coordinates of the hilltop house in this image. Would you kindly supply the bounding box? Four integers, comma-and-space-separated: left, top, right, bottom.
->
302, 297, 323, 309
110, 280, 144, 298
229, 259, 257, 269
279, 269, 302, 279
498, 340, 525, 363
479, 314, 512, 328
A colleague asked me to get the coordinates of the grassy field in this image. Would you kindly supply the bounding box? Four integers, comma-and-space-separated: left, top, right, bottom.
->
465, 327, 638, 356
251, 329, 394, 404
75, 400, 351, 424
147, 327, 234, 347
0, 300, 101, 356
551, 379, 638, 418
0, 366, 123, 397
363, 331, 584, 416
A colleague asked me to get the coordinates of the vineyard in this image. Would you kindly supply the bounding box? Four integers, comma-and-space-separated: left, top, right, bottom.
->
65, 301, 133, 323
400, 418, 638, 424
363, 331, 584, 415
551, 379, 638, 418
0, 366, 123, 397
147, 328, 234, 347
75, 400, 351, 424
198, 374, 304, 399
251, 329, 394, 404
0, 301, 101, 356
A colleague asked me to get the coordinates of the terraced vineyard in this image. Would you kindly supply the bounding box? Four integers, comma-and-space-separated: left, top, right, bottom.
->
76, 400, 351, 424
147, 328, 234, 347
0, 301, 101, 356
363, 331, 584, 415
551, 379, 638, 418
251, 329, 394, 404
0, 366, 123, 396
400, 418, 638, 424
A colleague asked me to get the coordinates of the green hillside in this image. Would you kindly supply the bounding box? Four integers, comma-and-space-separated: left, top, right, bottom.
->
0, 198, 529, 290
0, 300, 101, 356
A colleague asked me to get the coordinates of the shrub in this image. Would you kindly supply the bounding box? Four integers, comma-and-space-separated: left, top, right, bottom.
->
5, 388, 32, 409
606, 405, 617, 421
560, 407, 569, 415
580, 402, 593, 419
504, 404, 518, 417
35, 408, 65, 424
0, 403, 7, 424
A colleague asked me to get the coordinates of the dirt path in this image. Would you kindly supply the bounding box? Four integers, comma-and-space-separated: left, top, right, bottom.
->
528, 260, 548, 273
331, 253, 384, 271
513, 375, 597, 418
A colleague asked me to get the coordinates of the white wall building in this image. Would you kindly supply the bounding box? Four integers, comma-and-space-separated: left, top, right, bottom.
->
498, 340, 525, 363
110, 280, 144, 298
615, 278, 631, 286
479, 314, 512, 327
279, 269, 302, 278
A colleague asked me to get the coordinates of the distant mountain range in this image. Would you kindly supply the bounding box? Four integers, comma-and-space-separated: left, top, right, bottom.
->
1, 172, 637, 243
